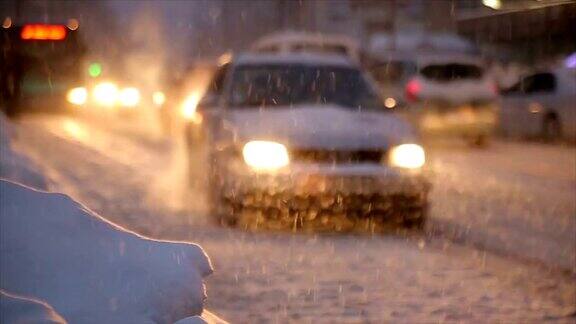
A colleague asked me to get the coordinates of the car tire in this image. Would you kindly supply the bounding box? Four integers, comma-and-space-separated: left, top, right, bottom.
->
542, 114, 561, 141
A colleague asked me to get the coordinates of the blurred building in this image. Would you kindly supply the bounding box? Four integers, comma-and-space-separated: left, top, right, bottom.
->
5, 0, 571, 65
454, 0, 576, 63
204, 0, 457, 54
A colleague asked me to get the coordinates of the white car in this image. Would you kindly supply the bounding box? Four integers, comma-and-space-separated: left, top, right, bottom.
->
500, 68, 576, 141
185, 53, 430, 230
369, 54, 499, 145
251, 31, 361, 63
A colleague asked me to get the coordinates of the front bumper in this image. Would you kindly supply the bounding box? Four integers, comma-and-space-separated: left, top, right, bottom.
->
216, 162, 430, 218
404, 102, 499, 137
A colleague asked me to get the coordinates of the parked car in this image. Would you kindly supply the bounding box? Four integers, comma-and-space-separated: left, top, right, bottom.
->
368, 53, 499, 146
185, 53, 430, 231
251, 31, 361, 63
499, 68, 576, 141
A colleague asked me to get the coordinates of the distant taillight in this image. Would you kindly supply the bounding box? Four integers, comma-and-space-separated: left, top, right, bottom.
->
405, 79, 421, 102
21, 24, 66, 41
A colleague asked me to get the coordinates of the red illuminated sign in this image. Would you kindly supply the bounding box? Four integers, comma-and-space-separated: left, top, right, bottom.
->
21, 24, 67, 41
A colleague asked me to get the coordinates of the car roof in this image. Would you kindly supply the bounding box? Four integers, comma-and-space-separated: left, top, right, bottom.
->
233, 53, 357, 68
416, 54, 484, 66
368, 51, 484, 67
252, 31, 359, 50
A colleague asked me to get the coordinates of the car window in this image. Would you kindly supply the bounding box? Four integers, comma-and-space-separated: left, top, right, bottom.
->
255, 45, 280, 53
521, 72, 556, 93
420, 63, 483, 81
292, 44, 349, 56
228, 64, 383, 110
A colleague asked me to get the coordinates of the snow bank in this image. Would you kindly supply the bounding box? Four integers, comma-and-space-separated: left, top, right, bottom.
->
0, 180, 213, 323
1, 290, 67, 324
0, 113, 49, 190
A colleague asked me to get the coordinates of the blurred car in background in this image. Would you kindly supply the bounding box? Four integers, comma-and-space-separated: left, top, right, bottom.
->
185, 53, 430, 231
252, 31, 361, 63
366, 52, 418, 109
499, 68, 576, 141
368, 54, 499, 146
0, 21, 165, 118
86, 81, 143, 111
1, 22, 85, 116
66, 74, 168, 120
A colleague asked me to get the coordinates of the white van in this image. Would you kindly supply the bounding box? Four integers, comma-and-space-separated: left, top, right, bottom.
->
251, 31, 361, 63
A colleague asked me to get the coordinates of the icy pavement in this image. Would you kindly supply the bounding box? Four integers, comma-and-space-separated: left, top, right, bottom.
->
429, 139, 576, 272
9, 114, 576, 323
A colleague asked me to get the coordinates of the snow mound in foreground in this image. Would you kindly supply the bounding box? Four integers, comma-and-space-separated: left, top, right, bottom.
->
0, 180, 213, 323
1, 290, 66, 324
0, 113, 49, 190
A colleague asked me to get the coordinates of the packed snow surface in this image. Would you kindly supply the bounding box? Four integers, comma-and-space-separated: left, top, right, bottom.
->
1, 290, 66, 324
10, 113, 576, 322
0, 113, 48, 190
0, 180, 212, 323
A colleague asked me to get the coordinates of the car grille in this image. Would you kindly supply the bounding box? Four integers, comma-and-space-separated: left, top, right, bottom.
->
290, 149, 385, 164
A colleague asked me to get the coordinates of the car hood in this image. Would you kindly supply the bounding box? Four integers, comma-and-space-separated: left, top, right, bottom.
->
223, 104, 417, 149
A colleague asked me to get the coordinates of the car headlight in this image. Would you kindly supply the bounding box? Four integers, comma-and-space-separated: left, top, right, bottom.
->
118, 87, 140, 107
93, 82, 118, 107
152, 91, 166, 106
242, 141, 289, 171
384, 97, 397, 109
181, 93, 201, 120
66, 87, 87, 105
389, 144, 425, 169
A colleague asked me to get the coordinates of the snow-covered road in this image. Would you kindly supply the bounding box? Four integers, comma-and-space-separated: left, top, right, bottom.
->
10, 113, 576, 323
429, 139, 576, 272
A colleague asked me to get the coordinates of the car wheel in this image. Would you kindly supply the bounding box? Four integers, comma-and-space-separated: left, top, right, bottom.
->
542, 114, 561, 141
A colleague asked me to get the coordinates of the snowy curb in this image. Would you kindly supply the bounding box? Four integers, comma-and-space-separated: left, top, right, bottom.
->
0, 113, 49, 190
0, 180, 215, 323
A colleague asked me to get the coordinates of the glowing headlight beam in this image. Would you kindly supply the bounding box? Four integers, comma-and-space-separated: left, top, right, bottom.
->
389, 144, 425, 169
242, 141, 289, 171
93, 82, 118, 107
118, 87, 140, 108
152, 91, 166, 106
182, 93, 200, 119
66, 87, 87, 105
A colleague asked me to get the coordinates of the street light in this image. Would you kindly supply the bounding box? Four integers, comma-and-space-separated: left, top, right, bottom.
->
482, 0, 502, 10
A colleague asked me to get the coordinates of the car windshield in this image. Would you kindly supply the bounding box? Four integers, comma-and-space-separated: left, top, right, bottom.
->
420, 63, 483, 81
229, 64, 383, 110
